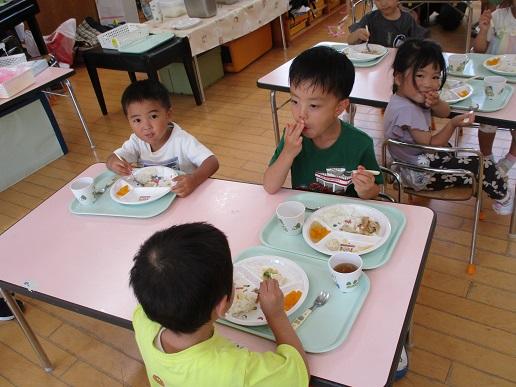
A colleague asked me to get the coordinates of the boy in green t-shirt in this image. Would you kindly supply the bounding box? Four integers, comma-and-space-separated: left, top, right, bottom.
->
129, 223, 309, 387
263, 46, 383, 199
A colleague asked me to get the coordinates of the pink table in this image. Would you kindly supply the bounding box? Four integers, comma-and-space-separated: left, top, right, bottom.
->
0, 163, 435, 386
257, 42, 516, 144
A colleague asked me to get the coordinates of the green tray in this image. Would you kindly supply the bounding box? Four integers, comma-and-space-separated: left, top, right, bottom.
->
260, 192, 406, 269
449, 80, 514, 113
325, 43, 389, 68
69, 170, 176, 218
446, 53, 516, 84
118, 32, 175, 54
218, 245, 370, 353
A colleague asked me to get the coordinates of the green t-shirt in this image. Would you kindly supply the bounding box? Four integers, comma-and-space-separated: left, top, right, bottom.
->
133, 305, 309, 387
270, 121, 383, 197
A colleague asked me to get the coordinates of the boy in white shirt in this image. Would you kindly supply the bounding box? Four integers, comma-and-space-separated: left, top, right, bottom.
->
107, 79, 219, 197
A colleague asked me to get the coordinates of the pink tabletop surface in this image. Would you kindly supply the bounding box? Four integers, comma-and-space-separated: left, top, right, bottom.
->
0, 164, 435, 386
0, 67, 74, 106
257, 42, 515, 127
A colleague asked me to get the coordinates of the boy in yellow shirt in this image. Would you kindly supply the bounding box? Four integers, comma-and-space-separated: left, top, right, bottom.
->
130, 223, 309, 387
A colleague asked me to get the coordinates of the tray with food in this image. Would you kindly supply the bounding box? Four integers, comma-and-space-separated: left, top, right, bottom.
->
260, 192, 406, 269
445, 53, 516, 83
449, 79, 513, 113
218, 245, 370, 353
440, 79, 474, 104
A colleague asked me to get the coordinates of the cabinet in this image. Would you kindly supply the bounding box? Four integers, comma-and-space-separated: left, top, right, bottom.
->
272, 0, 347, 46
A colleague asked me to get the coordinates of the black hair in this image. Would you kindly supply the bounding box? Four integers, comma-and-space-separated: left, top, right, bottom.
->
289, 46, 355, 100
121, 79, 172, 116
392, 38, 447, 93
129, 222, 233, 333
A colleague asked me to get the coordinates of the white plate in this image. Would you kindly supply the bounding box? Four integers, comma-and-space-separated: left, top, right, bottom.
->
483, 54, 516, 76
440, 79, 473, 104
110, 166, 178, 205
225, 255, 309, 326
302, 204, 392, 256
342, 43, 387, 62
168, 17, 202, 30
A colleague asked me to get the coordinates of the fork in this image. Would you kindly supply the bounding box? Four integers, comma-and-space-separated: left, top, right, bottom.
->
365, 25, 372, 53
291, 291, 330, 330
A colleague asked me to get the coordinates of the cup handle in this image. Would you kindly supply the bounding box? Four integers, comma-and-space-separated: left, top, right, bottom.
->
291, 308, 312, 331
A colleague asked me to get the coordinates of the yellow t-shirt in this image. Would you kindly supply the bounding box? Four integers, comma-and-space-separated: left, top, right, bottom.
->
133, 305, 309, 387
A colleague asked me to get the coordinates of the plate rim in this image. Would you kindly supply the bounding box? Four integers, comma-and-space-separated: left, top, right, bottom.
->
343, 43, 387, 62
302, 203, 392, 256
483, 54, 516, 76
224, 255, 310, 326
441, 80, 474, 104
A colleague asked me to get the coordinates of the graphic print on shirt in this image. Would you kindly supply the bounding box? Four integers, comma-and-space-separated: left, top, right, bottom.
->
140, 156, 180, 170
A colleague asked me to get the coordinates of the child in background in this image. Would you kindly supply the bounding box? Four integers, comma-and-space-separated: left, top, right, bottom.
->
129, 223, 309, 387
348, 0, 427, 47
263, 46, 382, 199
106, 79, 219, 197
473, 0, 516, 180
384, 39, 511, 215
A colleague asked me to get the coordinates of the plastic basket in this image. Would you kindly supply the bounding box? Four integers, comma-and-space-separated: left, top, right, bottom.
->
0, 54, 27, 68
97, 23, 150, 50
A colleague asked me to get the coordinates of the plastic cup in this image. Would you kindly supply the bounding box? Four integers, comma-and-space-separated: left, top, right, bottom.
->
328, 252, 363, 293
276, 201, 305, 236
70, 177, 95, 206
448, 54, 468, 72
484, 75, 507, 100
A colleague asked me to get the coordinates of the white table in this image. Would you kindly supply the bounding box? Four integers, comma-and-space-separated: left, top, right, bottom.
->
0, 163, 436, 386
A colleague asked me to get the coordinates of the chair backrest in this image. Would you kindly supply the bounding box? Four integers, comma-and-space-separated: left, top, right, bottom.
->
381, 138, 484, 201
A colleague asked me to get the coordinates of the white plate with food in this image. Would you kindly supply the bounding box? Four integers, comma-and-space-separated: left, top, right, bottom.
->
225, 256, 309, 326
483, 54, 516, 76
110, 166, 178, 205
440, 79, 474, 104
342, 43, 388, 62
302, 203, 391, 255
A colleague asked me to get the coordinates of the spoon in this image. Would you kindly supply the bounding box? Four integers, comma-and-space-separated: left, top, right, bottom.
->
291, 290, 330, 330
365, 25, 372, 53
93, 177, 118, 197
113, 153, 142, 186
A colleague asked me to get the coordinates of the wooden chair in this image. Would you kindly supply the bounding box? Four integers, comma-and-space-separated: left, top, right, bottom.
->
382, 138, 484, 274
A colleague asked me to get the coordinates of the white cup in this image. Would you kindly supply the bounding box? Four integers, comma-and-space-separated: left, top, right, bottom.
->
484, 75, 507, 100
328, 252, 363, 293
276, 201, 305, 236
448, 54, 468, 72
70, 177, 95, 206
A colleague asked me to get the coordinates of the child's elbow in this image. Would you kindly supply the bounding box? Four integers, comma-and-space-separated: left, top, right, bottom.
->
263, 182, 280, 194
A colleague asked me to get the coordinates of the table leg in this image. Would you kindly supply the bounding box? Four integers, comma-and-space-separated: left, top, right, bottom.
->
192, 55, 206, 103
85, 62, 108, 115
128, 72, 137, 83
465, 3, 472, 53
278, 15, 287, 50
0, 289, 53, 372
62, 79, 96, 149
147, 71, 159, 82
349, 103, 357, 125
26, 16, 47, 55
270, 90, 281, 145
509, 185, 516, 238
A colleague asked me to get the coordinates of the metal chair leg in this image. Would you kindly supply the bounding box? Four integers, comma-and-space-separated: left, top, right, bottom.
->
0, 289, 53, 372
62, 79, 96, 149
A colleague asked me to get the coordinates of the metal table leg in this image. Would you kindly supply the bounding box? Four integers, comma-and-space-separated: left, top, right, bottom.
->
509, 184, 516, 238
0, 289, 53, 372
278, 15, 287, 50
62, 79, 96, 149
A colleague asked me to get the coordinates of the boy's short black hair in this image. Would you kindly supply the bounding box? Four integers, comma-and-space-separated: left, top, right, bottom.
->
289, 46, 355, 100
121, 79, 172, 116
129, 223, 233, 333
392, 38, 447, 93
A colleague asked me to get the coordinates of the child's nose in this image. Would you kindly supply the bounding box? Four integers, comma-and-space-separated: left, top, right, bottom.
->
298, 106, 308, 120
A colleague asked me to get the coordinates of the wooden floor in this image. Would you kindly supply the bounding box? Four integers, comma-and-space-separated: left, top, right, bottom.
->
1, 8, 516, 387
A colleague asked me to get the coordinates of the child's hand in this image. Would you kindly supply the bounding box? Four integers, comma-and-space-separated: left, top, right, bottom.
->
450, 111, 475, 128
283, 121, 303, 160
355, 27, 370, 42
478, 10, 492, 32
423, 90, 441, 108
352, 165, 377, 198
171, 174, 198, 197
258, 279, 285, 320
107, 153, 133, 176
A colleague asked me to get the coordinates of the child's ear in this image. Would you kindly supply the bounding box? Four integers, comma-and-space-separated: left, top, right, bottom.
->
214, 294, 231, 318
335, 98, 350, 116
394, 72, 402, 87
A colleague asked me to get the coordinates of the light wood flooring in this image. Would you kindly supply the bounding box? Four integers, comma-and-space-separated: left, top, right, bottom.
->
1, 8, 516, 387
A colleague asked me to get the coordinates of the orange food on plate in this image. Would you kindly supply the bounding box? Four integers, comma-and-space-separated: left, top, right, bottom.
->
284, 290, 302, 311
458, 90, 469, 97
309, 221, 331, 243
486, 57, 500, 66
116, 184, 130, 197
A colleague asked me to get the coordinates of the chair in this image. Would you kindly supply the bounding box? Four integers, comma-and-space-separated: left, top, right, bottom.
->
382, 138, 484, 274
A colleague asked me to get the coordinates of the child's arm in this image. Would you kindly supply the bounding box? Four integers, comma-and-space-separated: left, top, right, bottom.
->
352, 166, 381, 200
259, 279, 310, 374
473, 10, 491, 53
263, 122, 304, 194
172, 155, 219, 197
409, 112, 475, 146
423, 91, 450, 118
348, 27, 370, 45
106, 153, 133, 176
